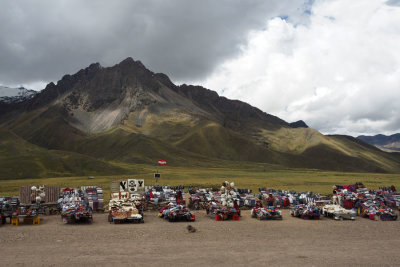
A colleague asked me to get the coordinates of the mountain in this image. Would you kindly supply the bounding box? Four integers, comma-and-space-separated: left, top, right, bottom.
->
0, 86, 37, 104
1, 57, 400, 178
358, 134, 400, 152
289, 120, 308, 128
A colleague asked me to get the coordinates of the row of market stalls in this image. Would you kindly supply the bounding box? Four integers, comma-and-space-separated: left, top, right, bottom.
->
0, 181, 399, 226
188, 181, 399, 221
0, 185, 104, 226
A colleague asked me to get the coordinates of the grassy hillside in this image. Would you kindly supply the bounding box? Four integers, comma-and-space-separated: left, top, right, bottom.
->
3, 107, 85, 150
3, 101, 400, 174
0, 128, 131, 179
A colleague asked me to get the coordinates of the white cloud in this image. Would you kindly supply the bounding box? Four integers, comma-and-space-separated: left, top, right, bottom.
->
202, 0, 400, 136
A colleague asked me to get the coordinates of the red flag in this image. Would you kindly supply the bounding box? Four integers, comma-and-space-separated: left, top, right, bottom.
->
158, 160, 167, 165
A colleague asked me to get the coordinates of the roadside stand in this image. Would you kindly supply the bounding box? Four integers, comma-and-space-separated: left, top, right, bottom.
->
158, 202, 195, 222
59, 188, 93, 224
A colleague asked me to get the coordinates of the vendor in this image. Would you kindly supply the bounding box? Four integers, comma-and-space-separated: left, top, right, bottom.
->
267, 194, 274, 207
176, 190, 183, 203
255, 199, 263, 208
390, 185, 396, 192
233, 200, 239, 210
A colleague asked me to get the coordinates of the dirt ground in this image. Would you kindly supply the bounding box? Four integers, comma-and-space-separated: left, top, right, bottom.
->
0, 210, 399, 267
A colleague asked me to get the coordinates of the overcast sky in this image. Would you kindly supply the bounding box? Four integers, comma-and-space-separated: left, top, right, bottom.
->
1, 0, 399, 136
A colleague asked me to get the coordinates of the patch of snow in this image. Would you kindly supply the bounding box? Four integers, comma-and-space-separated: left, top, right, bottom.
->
0, 86, 37, 104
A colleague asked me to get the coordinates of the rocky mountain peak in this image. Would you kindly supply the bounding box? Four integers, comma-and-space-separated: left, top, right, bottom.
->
1, 57, 289, 134
289, 120, 309, 128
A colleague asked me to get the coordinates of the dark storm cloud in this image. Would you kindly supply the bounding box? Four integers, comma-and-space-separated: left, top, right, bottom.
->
0, 0, 305, 89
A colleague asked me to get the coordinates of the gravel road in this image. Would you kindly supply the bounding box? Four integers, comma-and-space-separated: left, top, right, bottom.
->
0, 210, 399, 266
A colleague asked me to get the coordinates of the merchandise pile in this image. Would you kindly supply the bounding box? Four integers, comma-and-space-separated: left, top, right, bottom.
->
251, 206, 282, 220
158, 203, 195, 222
358, 200, 398, 221
290, 204, 321, 219
145, 186, 185, 205
377, 186, 400, 208
15, 204, 40, 218
332, 182, 367, 208
207, 202, 240, 221
322, 204, 356, 220
30, 186, 46, 204
0, 196, 19, 223
108, 191, 144, 223
259, 188, 328, 208
82, 186, 104, 212
383, 192, 400, 208
188, 188, 216, 210
58, 188, 93, 223
332, 182, 399, 221
19, 185, 60, 215
188, 183, 256, 210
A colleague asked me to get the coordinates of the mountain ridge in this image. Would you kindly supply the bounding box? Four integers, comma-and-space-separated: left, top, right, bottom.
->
1, 57, 400, 178
358, 133, 400, 152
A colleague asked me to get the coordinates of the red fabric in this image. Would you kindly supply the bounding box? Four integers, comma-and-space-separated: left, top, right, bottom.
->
344, 200, 354, 208
232, 214, 240, 221
158, 160, 167, 165
63, 188, 74, 192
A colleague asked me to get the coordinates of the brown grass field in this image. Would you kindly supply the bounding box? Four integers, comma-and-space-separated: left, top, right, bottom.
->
1, 164, 399, 201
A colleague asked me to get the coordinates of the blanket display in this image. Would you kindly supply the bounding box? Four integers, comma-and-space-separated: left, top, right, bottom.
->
187, 188, 210, 210
384, 192, 400, 208
251, 206, 282, 220
108, 191, 144, 223
332, 182, 398, 221
58, 188, 93, 224
145, 186, 186, 205
207, 203, 240, 221
158, 203, 195, 222
259, 188, 328, 208
203, 181, 243, 221
332, 182, 368, 208
188, 185, 255, 210
290, 204, 321, 219
81, 186, 104, 212
358, 201, 398, 221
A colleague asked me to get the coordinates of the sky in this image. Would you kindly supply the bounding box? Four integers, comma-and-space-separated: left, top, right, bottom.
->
0, 0, 399, 136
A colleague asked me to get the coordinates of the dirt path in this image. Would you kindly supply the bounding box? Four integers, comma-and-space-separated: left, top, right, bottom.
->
0, 210, 399, 266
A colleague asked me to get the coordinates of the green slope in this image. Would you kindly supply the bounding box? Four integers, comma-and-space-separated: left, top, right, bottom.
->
3, 106, 85, 150
0, 127, 131, 179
